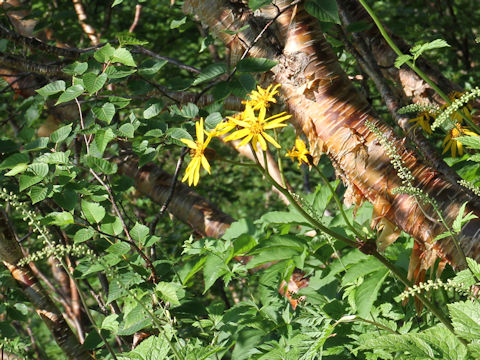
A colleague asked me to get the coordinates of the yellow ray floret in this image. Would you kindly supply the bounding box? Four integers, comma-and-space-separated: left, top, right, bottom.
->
224, 104, 291, 151
243, 84, 281, 110
180, 118, 212, 186
286, 138, 311, 167
442, 123, 479, 158
409, 111, 432, 134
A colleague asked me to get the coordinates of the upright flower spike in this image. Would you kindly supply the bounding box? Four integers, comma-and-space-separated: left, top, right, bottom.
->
243, 84, 281, 110
224, 104, 291, 151
180, 118, 212, 186
442, 123, 479, 158
286, 138, 312, 167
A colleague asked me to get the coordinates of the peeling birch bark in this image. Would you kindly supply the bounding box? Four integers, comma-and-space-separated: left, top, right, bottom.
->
184, 0, 480, 272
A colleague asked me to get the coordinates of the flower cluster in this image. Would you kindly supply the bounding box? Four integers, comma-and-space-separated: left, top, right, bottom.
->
286, 138, 312, 167
408, 91, 479, 157
181, 84, 293, 186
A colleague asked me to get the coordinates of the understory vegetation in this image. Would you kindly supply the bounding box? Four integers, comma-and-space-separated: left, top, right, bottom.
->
1, 0, 480, 359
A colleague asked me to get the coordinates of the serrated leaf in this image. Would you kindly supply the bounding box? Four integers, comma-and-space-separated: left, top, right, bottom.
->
36, 80, 65, 97
55, 85, 84, 105
117, 35, 148, 46
203, 254, 227, 293
50, 124, 72, 144
108, 96, 130, 108
81, 200, 106, 223
119, 123, 134, 138
93, 103, 115, 124
105, 66, 136, 79
94, 43, 115, 63
205, 112, 223, 130
85, 155, 117, 175
138, 59, 167, 76
74, 228, 95, 243
176, 103, 199, 119
62, 62, 88, 76
304, 0, 340, 24
448, 301, 480, 341
143, 102, 164, 119
0, 153, 29, 170
107, 242, 130, 255
395, 54, 413, 69
37, 151, 70, 164
193, 63, 227, 85
28, 163, 49, 177
237, 57, 277, 73
95, 128, 115, 155
24, 137, 49, 151
83, 72, 108, 94
42, 211, 74, 226
112, 47, 136, 67
167, 127, 193, 142
130, 222, 149, 244
411, 39, 450, 61
5, 163, 28, 176
355, 268, 389, 317
112, 0, 123, 6
29, 185, 48, 204
19, 174, 42, 191
156, 282, 181, 306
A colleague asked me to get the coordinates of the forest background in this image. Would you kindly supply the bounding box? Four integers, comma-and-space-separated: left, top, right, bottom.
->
1, 0, 480, 359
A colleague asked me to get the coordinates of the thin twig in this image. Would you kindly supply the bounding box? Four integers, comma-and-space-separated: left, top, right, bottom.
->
129, 4, 142, 33
160, 147, 188, 215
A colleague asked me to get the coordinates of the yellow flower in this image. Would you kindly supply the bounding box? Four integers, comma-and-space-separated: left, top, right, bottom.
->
441, 91, 473, 124
243, 84, 281, 110
180, 118, 212, 186
286, 138, 312, 167
409, 111, 432, 134
442, 123, 479, 158
213, 112, 243, 136
224, 103, 291, 151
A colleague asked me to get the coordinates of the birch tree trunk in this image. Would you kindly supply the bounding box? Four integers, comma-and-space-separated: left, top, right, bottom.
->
184, 0, 480, 275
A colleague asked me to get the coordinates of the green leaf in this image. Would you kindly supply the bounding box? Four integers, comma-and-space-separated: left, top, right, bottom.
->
203, 254, 227, 293
83, 72, 108, 94
130, 222, 149, 244
128, 335, 170, 360
156, 282, 181, 306
36, 80, 65, 97
193, 63, 227, 85
0, 153, 29, 170
448, 300, 480, 341
304, 0, 340, 24
410, 39, 450, 61
55, 85, 84, 105
354, 267, 389, 317
106, 242, 130, 255
42, 211, 74, 226
112, 0, 123, 6
81, 200, 106, 224
29, 185, 48, 204
19, 174, 42, 191
93, 103, 115, 124
118, 123, 134, 138
237, 58, 277, 73
62, 62, 88, 76
170, 17, 186, 29
112, 48, 136, 67
85, 155, 118, 175
138, 59, 167, 76
143, 102, 164, 119
108, 96, 131, 108
457, 136, 480, 150
24, 137, 49, 151
50, 124, 72, 144
29, 163, 49, 177
247, 235, 306, 269
5, 163, 28, 176
94, 43, 115, 63
74, 228, 95, 243
341, 258, 383, 286
205, 112, 223, 130
395, 54, 413, 69
104, 66, 136, 79
37, 151, 70, 164
173, 102, 199, 119
222, 25, 250, 35
248, 0, 271, 10
117, 34, 148, 46
167, 127, 193, 142
100, 215, 123, 236
101, 314, 119, 332
94, 128, 116, 155
452, 202, 477, 233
